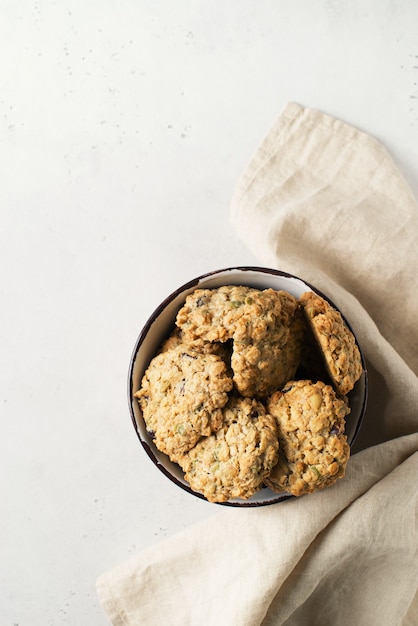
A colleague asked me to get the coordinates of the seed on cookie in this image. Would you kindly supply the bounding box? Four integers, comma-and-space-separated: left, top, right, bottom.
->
299, 291, 363, 396
134, 345, 233, 462
265, 380, 350, 497
178, 396, 279, 503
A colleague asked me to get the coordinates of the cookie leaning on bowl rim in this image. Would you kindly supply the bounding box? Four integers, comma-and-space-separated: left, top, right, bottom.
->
299, 291, 363, 396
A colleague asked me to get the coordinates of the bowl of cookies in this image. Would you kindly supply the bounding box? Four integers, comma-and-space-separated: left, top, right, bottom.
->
128, 267, 368, 506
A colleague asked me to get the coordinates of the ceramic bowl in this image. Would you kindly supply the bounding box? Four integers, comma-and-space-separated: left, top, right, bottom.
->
128, 266, 368, 507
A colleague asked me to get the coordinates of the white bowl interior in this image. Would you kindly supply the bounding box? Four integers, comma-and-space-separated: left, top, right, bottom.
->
128, 267, 368, 507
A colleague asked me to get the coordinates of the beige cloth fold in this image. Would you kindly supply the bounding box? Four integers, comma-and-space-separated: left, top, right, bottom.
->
97, 103, 418, 626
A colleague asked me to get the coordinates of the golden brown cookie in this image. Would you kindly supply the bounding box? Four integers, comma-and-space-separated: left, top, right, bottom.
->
232, 306, 306, 397
265, 380, 350, 496
299, 291, 363, 395
134, 345, 233, 462
176, 285, 296, 342
178, 396, 279, 503
176, 285, 300, 397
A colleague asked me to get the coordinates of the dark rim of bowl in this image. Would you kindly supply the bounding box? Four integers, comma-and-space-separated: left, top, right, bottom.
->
127, 266, 368, 507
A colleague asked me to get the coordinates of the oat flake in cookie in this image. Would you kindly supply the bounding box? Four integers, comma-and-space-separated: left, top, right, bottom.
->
265, 380, 350, 497
134, 345, 233, 463
178, 396, 279, 503
299, 291, 363, 396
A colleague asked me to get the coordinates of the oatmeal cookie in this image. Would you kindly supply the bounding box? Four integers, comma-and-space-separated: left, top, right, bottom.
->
299, 291, 363, 395
178, 396, 279, 503
134, 345, 233, 462
176, 286, 300, 397
265, 380, 350, 496
176, 286, 297, 342
232, 307, 306, 397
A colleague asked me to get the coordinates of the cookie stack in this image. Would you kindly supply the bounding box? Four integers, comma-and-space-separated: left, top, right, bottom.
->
134, 286, 363, 503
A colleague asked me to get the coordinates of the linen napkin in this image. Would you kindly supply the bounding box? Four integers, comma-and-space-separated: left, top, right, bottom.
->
97, 103, 418, 626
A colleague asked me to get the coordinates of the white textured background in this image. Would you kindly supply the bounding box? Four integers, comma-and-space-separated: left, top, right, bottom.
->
1, 1, 417, 624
